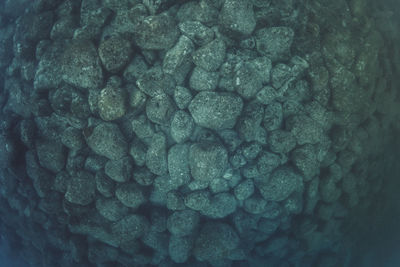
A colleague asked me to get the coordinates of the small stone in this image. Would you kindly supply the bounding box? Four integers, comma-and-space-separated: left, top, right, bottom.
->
174, 86, 192, 109
98, 36, 132, 73
36, 139, 66, 173
132, 167, 154, 186
219, 0, 256, 36
150, 175, 179, 205
192, 39, 226, 72
61, 127, 84, 151
131, 115, 155, 141
291, 144, 320, 181
170, 110, 194, 143
95, 171, 115, 198
244, 195, 268, 214
255, 27, 294, 62
168, 143, 191, 188
256, 151, 281, 175
184, 190, 211, 211
234, 179, 254, 201
96, 197, 129, 221
123, 54, 148, 82
134, 13, 179, 50
65, 171, 96, 205
111, 215, 149, 244
179, 21, 214, 46
189, 67, 219, 91
167, 210, 200, 236
129, 139, 147, 166
209, 178, 229, 194
97, 86, 127, 121
201, 193, 237, 219
166, 191, 186, 211
169, 235, 193, 264
320, 177, 342, 203
287, 115, 325, 145
256, 86, 279, 105
146, 93, 175, 126
104, 156, 133, 183
136, 66, 175, 97
115, 182, 146, 209
268, 130, 297, 154
263, 102, 283, 131
189, 142, 228, 182
86, 123, 128, 160
189, 91, 243, 130
163, 35, 194, 75
146, 133, 168, 175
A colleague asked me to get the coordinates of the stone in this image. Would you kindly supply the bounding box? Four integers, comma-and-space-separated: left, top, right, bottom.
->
268, 130, 297, 154
97, 86, 127, 121
244, 195, 268, 214
192, 39, 226, 72
173, 86, 192, 109
209, 178, 229, 194
36, 139, 66, 173
170, 110, 194, 143
115, 182, 146, 209
194, 222, 239, 262
291, 145, 320, 181
133, 13, 180, 50
184, 190, 211, 211
131, 115, 155, 141
219, 0, 256, 36
96, 197, 129, 221
167, 210, 200, 236
61, 127, 84, 151
256, 151, 281, 175
263, 102, 283, 131
168, 143, 191, 188
136, 66, 176, 97
256, 86, 279, 105
150, 175, 179, 205
65, 171, 96, 205
189, 91, 243, 130
234, 179, 255, 201
0, 135, 16, 170
86, 123, 128, 160
146, 93, 175, 125
95, 171, 115, 198
320, 177, 342, 203
166, 191, 186, 211
98, 36, 132, 73
189, 142, 228, 182
189, 67, 219, 91
286, 115, 325, 145
258, 167, 304, 202
255, 27, 294, 62
202, 193, 237, 219
104, 156, 133, 183
163, 35, 194, 75
129, 139, 147, 166
111, 214, 149, 244
132, 167, 154, 186
169, 235, 193, 263
62, 39, 103, 89
123, 54, 148, 82
146, 133, 168, 175
178, 21, 214, 46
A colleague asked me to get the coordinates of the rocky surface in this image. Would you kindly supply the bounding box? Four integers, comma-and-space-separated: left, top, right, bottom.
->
0, 0, 399, 266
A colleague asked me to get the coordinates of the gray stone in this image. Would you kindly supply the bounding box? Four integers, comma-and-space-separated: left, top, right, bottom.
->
134, 13, 179, 50
209, 178, 230, 193
95, 171, 115, 198
255, 27, 294, 62
123, 54, 149, 83
132, 167, 154, 186
189, 67, 219, 91
179, 21, 214, 46
146, 93, 175, 126
167, 210, 200, 236
202, 193, 237, 219
146, 133, 168, 175
271, 63, 294, 90
219, 0, 256, 36
98, 36, 132, 73
86, 123, 128, 160
184, 190, 211, 211
256, 86, 279, 105
65, 171, 96, 205
258, 167, 304, 202
62, 39, 103, 89
173, 86, 192, 109
189, 142, 228, 182
96, 197, 129, 221
104, 156, 133, 183
150, 175, 179, 205
263, 102, 283, 131
192, 39, 226, 71
166, 191, 186, 211
111, 214, 149, 244
163, 35, 194, 75
170, 110, 194, 143
98, 86, 127, 121
36, 139, 66, 173
194, 222, 239, 262
177, 1, 219, 25
218, 129, 242, 152
168, 143, 191, 188
189, 91, 243, 130
115, 182, 146, 209
287, 115, 325, 145
136, 66, 175, 97
268, 130, 297, 154
169, 235, 193, 263
234, 179, 255, 201
131, 115, 155, 141
61, 127, 84, 151
256, 151, 281, 175
129, 139, 147, 166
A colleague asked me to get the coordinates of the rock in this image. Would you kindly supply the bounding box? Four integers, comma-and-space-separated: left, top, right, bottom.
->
98, 36, 132, 73
134, 13, 179, 50
150, 175, 179, 205
320, 177, 342, 203
244, 195, 268, 214
189, 91, 243, 130
219, 0, 256, 37
237, 101, 265, 143
287, 115, 325, 145
95, 171, 115, 198
65, 171, 96, 205
256, 151, 281, 175
263, 102, 283, 131
62, 39, 103, 89
268, 130, 297, 154
258, 167, 304, 202
194, 222, 239, 262
169, 235, 193, 263
234, 179, 254, 201
146, 133, 168, 175
131, 115, 155, 141
256, 86, 279, 105
111, 215, 149, 244
209, 178, 229, 194
177, 1, 219, 25
163, 35, 194, 75
3, 81, 31, 118
168, 144, 191, 188
166, 191, 186, 211
167, 210, 200, 236
50, 16, 77, 40
36, 139, 66, 173
173, 86, 192, 109
146, 93, 175, 125
189, 142, 228, 182
96, 197, 129, 221
170, 110, 194, 143
104, 156, 133, 183
291, 145, 320, 181
202, 193, 237, 219
115, 182, 146, 209
98, 86, 127, 121
136, 66, 176, 97
86, 123, 128, 160
61, 127, 84, 151
189, 66, 219, 91
255, 27, 294, 62
192, 39, 226, 72
184, 190, 211, 211
132, 167, 154, 186
0, 135, 16, 170
179, 21, 214, 46
123, 54, 149, 82
129, 139, 147, 166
